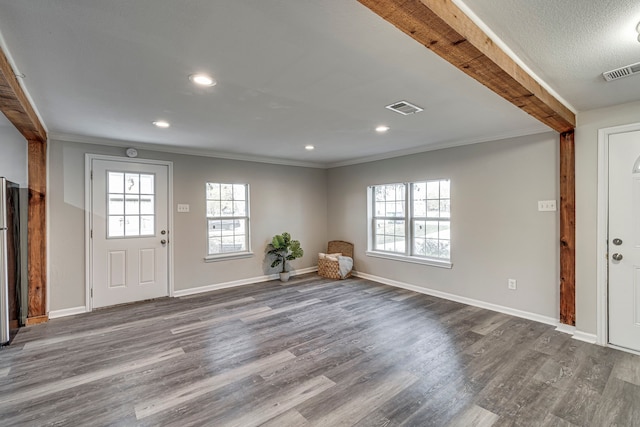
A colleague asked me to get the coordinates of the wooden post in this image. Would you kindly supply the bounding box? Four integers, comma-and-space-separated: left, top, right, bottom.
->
356, 0, 578, 327
560, 130, 575, 326
0, 43, 49, 325
26, 139, 48, 325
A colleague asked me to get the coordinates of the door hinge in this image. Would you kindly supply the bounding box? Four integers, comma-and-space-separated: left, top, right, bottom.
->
90, 288, 93, 297
90, 229, 93, 238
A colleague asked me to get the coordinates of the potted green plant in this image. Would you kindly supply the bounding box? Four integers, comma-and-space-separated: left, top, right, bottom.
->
267, 232, 304, 282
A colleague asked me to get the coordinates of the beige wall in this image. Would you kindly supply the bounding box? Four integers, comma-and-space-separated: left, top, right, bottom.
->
48, 139, 327, 311
575, 100, 640, 334
327, 132, 560, 320
48, 106, 640, 332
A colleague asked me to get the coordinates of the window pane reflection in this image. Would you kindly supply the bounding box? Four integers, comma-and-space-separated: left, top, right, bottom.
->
107, 171, 156, 238
125, 216, 139, 236
125, 173, 139, 194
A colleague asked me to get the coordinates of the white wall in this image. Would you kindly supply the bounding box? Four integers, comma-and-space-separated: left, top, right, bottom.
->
0, 122, 27, 185
0, 121, 28, 322
327, 132, 560, 320
48, 139, 327, 311
575, 100, 640, 334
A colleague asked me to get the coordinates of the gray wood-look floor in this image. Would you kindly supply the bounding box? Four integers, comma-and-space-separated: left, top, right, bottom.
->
1, 275, 640, 426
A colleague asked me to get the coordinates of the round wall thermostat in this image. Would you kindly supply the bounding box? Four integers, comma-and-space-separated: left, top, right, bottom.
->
126, 148, 138, 158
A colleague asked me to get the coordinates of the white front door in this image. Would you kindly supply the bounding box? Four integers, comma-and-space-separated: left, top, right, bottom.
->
608, 130, 640, 352
91, 159, 169, 308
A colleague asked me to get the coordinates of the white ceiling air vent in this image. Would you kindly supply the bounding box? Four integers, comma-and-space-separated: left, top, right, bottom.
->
385, 100, 424, 115
603, 62, 640, 82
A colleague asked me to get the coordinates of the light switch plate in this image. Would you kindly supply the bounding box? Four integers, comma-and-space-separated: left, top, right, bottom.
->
177, 204, 190, 213
537, 200, 557, 211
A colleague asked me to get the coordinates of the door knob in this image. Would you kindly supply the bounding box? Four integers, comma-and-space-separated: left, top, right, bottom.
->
161, 239, 167, 245
612, 253, 623, 261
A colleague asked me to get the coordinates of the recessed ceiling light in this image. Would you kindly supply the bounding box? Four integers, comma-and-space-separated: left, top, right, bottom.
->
189, 73, 216, 87
152, 120, 170, 128
376, 126, 390, 133
305, 145, 315, 151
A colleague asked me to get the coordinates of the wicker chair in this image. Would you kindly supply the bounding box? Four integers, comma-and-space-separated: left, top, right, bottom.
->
318, 240, 354, 279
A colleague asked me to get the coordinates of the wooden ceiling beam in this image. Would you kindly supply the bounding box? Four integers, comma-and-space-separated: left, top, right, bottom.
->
0, 44, 47, 142
357, 0, 575, 133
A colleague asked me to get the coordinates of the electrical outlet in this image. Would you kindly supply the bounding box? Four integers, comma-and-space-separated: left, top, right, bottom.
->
508, 279, 517, 290
538, 200, 557, 211
177, 204, 190, 213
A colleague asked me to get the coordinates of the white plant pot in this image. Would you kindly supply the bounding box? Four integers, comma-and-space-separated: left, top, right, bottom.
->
279, 272, 290, 282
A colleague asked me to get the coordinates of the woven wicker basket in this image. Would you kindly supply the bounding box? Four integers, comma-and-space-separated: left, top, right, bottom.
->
318, 240, 353, 280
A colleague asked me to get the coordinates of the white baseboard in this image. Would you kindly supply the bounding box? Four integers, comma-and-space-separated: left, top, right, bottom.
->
555, 323, 576, 335
48, 306, 88, 319
48, 268, 319, 317
353, 271, 559, 327
354, 272, 605, 344
43, 269, 601, 348
572, 330, 598, 344
173, 266, 318, 298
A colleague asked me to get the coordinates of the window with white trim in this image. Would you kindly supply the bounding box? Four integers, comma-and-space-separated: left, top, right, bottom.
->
368, 179, 451, 267
206, 183, 250, 257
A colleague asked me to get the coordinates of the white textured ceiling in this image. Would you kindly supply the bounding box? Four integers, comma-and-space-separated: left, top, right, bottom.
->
461, 0, 640, 112
0, 1, 637, 167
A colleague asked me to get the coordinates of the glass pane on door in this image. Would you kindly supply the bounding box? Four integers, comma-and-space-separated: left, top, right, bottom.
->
107, 171, 156, 238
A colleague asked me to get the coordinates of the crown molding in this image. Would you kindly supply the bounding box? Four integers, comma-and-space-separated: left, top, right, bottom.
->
50, 132, 326, 169
326, 126, 554, 169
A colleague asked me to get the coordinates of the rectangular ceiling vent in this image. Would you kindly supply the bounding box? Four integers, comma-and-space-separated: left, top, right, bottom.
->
385, 100, 424, 115
603, 62, 640, 82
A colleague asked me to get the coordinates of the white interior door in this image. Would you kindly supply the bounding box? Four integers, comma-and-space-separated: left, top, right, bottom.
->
608, 130, 640, 352
91, 159, 169, 309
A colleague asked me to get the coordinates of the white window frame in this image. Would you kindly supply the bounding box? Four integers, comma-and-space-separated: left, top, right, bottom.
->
205, 182, 252, 262
366, 180, 452, 269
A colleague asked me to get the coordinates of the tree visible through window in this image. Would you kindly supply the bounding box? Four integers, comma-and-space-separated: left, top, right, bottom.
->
206, 183, 249, 256
369, 179, 450, 263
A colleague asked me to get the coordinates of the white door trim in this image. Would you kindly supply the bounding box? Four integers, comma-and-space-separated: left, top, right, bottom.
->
596, 121, 640, 347
84, 154, 174, 312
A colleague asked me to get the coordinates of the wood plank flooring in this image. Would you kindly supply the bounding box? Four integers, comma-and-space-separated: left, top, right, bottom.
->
1, 274, 639, 426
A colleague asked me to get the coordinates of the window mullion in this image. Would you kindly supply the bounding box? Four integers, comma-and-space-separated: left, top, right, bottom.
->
371, 187, 377, 252
405, 183, 411, 256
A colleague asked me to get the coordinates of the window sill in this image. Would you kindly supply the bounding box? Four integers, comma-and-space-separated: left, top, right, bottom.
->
205, 252, 254, 263
365, 251, 452, 269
